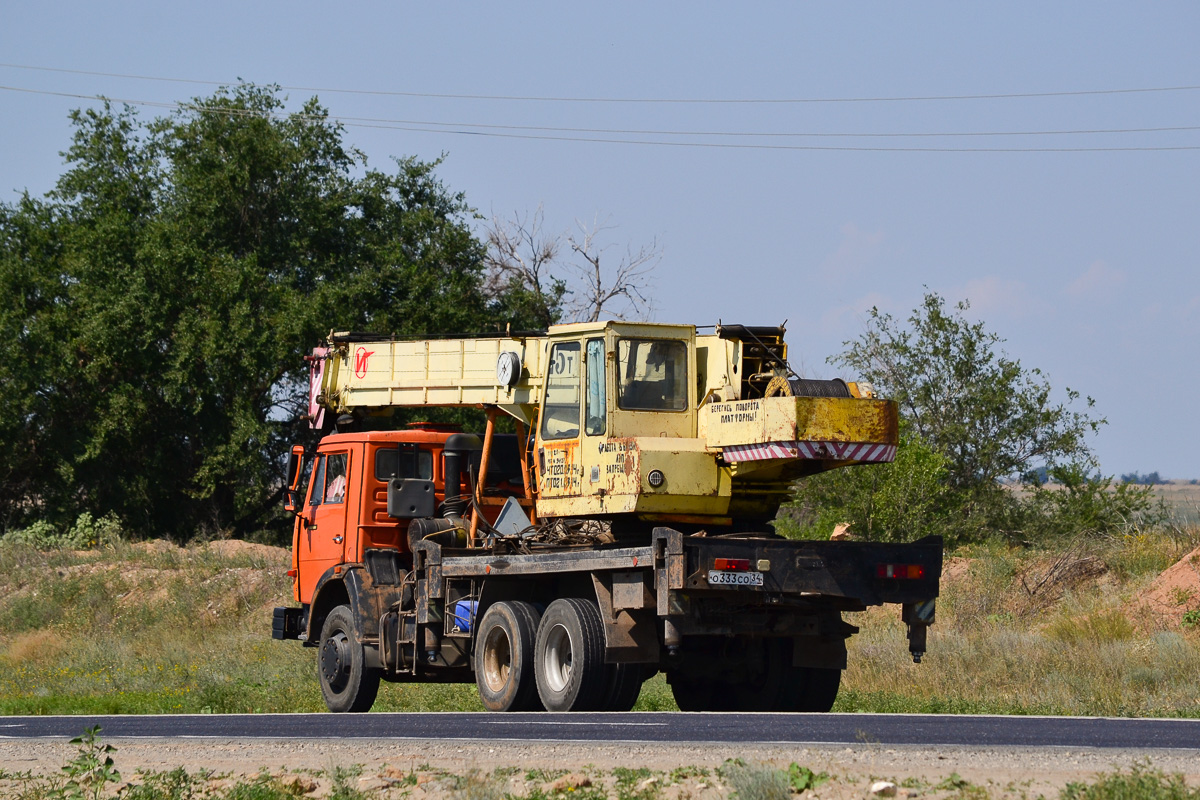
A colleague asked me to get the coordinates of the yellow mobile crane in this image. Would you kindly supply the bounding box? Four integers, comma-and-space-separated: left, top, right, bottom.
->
274, 321, 940, 713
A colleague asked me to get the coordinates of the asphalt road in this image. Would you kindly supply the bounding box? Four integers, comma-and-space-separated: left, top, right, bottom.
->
2, 713, 1198, 750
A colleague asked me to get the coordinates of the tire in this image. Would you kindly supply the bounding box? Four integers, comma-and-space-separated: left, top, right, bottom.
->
668, 638, 789, 711
729, 638, 789, 711
783, 667, 842, 712
534, 598, 607, 711
667, 670, 712, 711
318, 604, 380, 713
513, 602, 546, 711
475, 601, 542, 712
601, 663, 644, 712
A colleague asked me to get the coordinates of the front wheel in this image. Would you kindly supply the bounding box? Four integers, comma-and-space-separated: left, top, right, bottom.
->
318, 604, 380, 712
534, 598, 607, 711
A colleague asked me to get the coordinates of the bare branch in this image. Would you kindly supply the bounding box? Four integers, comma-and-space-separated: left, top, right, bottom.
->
565, 215, 660, 322
482, 205, 565, 327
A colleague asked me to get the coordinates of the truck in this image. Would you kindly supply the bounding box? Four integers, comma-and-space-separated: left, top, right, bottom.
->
272, 321, 942, 713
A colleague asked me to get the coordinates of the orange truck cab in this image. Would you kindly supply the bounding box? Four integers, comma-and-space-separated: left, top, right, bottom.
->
274, 424, 527, 644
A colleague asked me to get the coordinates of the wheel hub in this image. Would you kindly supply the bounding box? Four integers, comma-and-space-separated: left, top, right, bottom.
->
541, 623, 572, 693
482, 627, 513, 693
321, 631, 351, 692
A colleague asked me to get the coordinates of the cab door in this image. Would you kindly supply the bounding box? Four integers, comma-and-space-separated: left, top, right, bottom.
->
581, 337, 611, 496
296, 449, 350, 603
537, 339, 583, 499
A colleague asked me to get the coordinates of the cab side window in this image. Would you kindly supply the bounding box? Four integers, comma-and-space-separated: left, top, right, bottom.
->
324, 453, 348, 504
617, 339, 688, 411
375, 447, 433, 481
541, 341, 581, 440
584, 338, 606, 436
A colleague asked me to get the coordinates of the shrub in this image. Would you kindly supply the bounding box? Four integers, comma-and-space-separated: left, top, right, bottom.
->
1022, 465, 1163, 542
807, 291, 1112, 545
1121, 471, 1166, 486
780, 427, 953, 543
1, 513, 123, 550
2, 520, 61, 549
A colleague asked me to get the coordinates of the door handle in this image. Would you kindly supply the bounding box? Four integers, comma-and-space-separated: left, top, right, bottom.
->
308, 523, 318, 530
333, 535, 344, 544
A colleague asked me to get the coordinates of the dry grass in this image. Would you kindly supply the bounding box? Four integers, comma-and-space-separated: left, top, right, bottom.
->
1149, 481, 1200, 525
839, 525, 1200, 717
3, 525, 1200, 716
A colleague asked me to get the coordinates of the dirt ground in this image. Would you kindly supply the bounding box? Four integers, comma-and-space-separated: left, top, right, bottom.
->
2, 736, 1199, 799
1135, 544, 1200, 627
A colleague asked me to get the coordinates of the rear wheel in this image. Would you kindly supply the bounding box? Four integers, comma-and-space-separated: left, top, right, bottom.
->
668, 637, 790, 711
475, 601, 542, 712
534, 598, 607, 711
781, 666, 842, 712
601, 663, 644, 711
318, 604, 380, 712
730, 638, 790, 711
667, 669, 713, 711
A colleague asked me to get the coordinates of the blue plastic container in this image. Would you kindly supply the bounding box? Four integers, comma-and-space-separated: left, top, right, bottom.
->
451, 599, 478, 633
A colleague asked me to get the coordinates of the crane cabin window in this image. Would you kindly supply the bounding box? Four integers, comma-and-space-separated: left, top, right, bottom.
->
541, 341, 581, 439
617, 339, 688, 411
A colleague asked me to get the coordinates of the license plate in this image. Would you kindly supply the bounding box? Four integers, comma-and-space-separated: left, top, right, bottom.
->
707, 570, 764, 587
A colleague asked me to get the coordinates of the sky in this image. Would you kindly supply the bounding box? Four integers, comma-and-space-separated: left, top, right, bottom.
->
2, 3, 1198, 478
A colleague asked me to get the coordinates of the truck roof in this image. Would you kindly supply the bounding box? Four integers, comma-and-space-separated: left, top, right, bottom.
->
315, 427, 461, 447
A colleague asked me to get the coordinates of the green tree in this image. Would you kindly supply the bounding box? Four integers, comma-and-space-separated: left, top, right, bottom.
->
781, 425, 952, 543
785, 292, 1139, 543
836, 292, 1103, 491
0, 84, 546, 539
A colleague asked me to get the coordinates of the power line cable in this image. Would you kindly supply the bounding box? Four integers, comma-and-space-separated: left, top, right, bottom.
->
4, 84, 1197, 140
3, 85, 1198, 153
2, 61, 1199, 105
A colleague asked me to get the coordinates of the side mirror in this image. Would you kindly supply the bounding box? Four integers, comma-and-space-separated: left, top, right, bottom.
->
284, 445, 306, 513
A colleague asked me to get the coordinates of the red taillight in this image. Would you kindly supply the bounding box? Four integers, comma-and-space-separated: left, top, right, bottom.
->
713, 558, 752, 571
286, 569, 297, 577
876, 563, 925, 579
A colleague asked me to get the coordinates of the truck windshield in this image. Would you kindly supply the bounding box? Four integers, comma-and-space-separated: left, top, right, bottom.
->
617, 339, 687, 411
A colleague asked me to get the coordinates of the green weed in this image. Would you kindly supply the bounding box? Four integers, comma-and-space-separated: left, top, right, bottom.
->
668, 766, 708, 783
452, 770, 506, 800
1060, 762, 1200, 800
717, 760, 789, 800
785, 764, 828, 793
612, 767, 658, 800
59, 725, 121, 800
122, 768, 210, 800
524, 769, 568, 784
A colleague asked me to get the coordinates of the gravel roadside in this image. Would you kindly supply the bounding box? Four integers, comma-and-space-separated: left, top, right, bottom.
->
3, 737, 1199, 798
